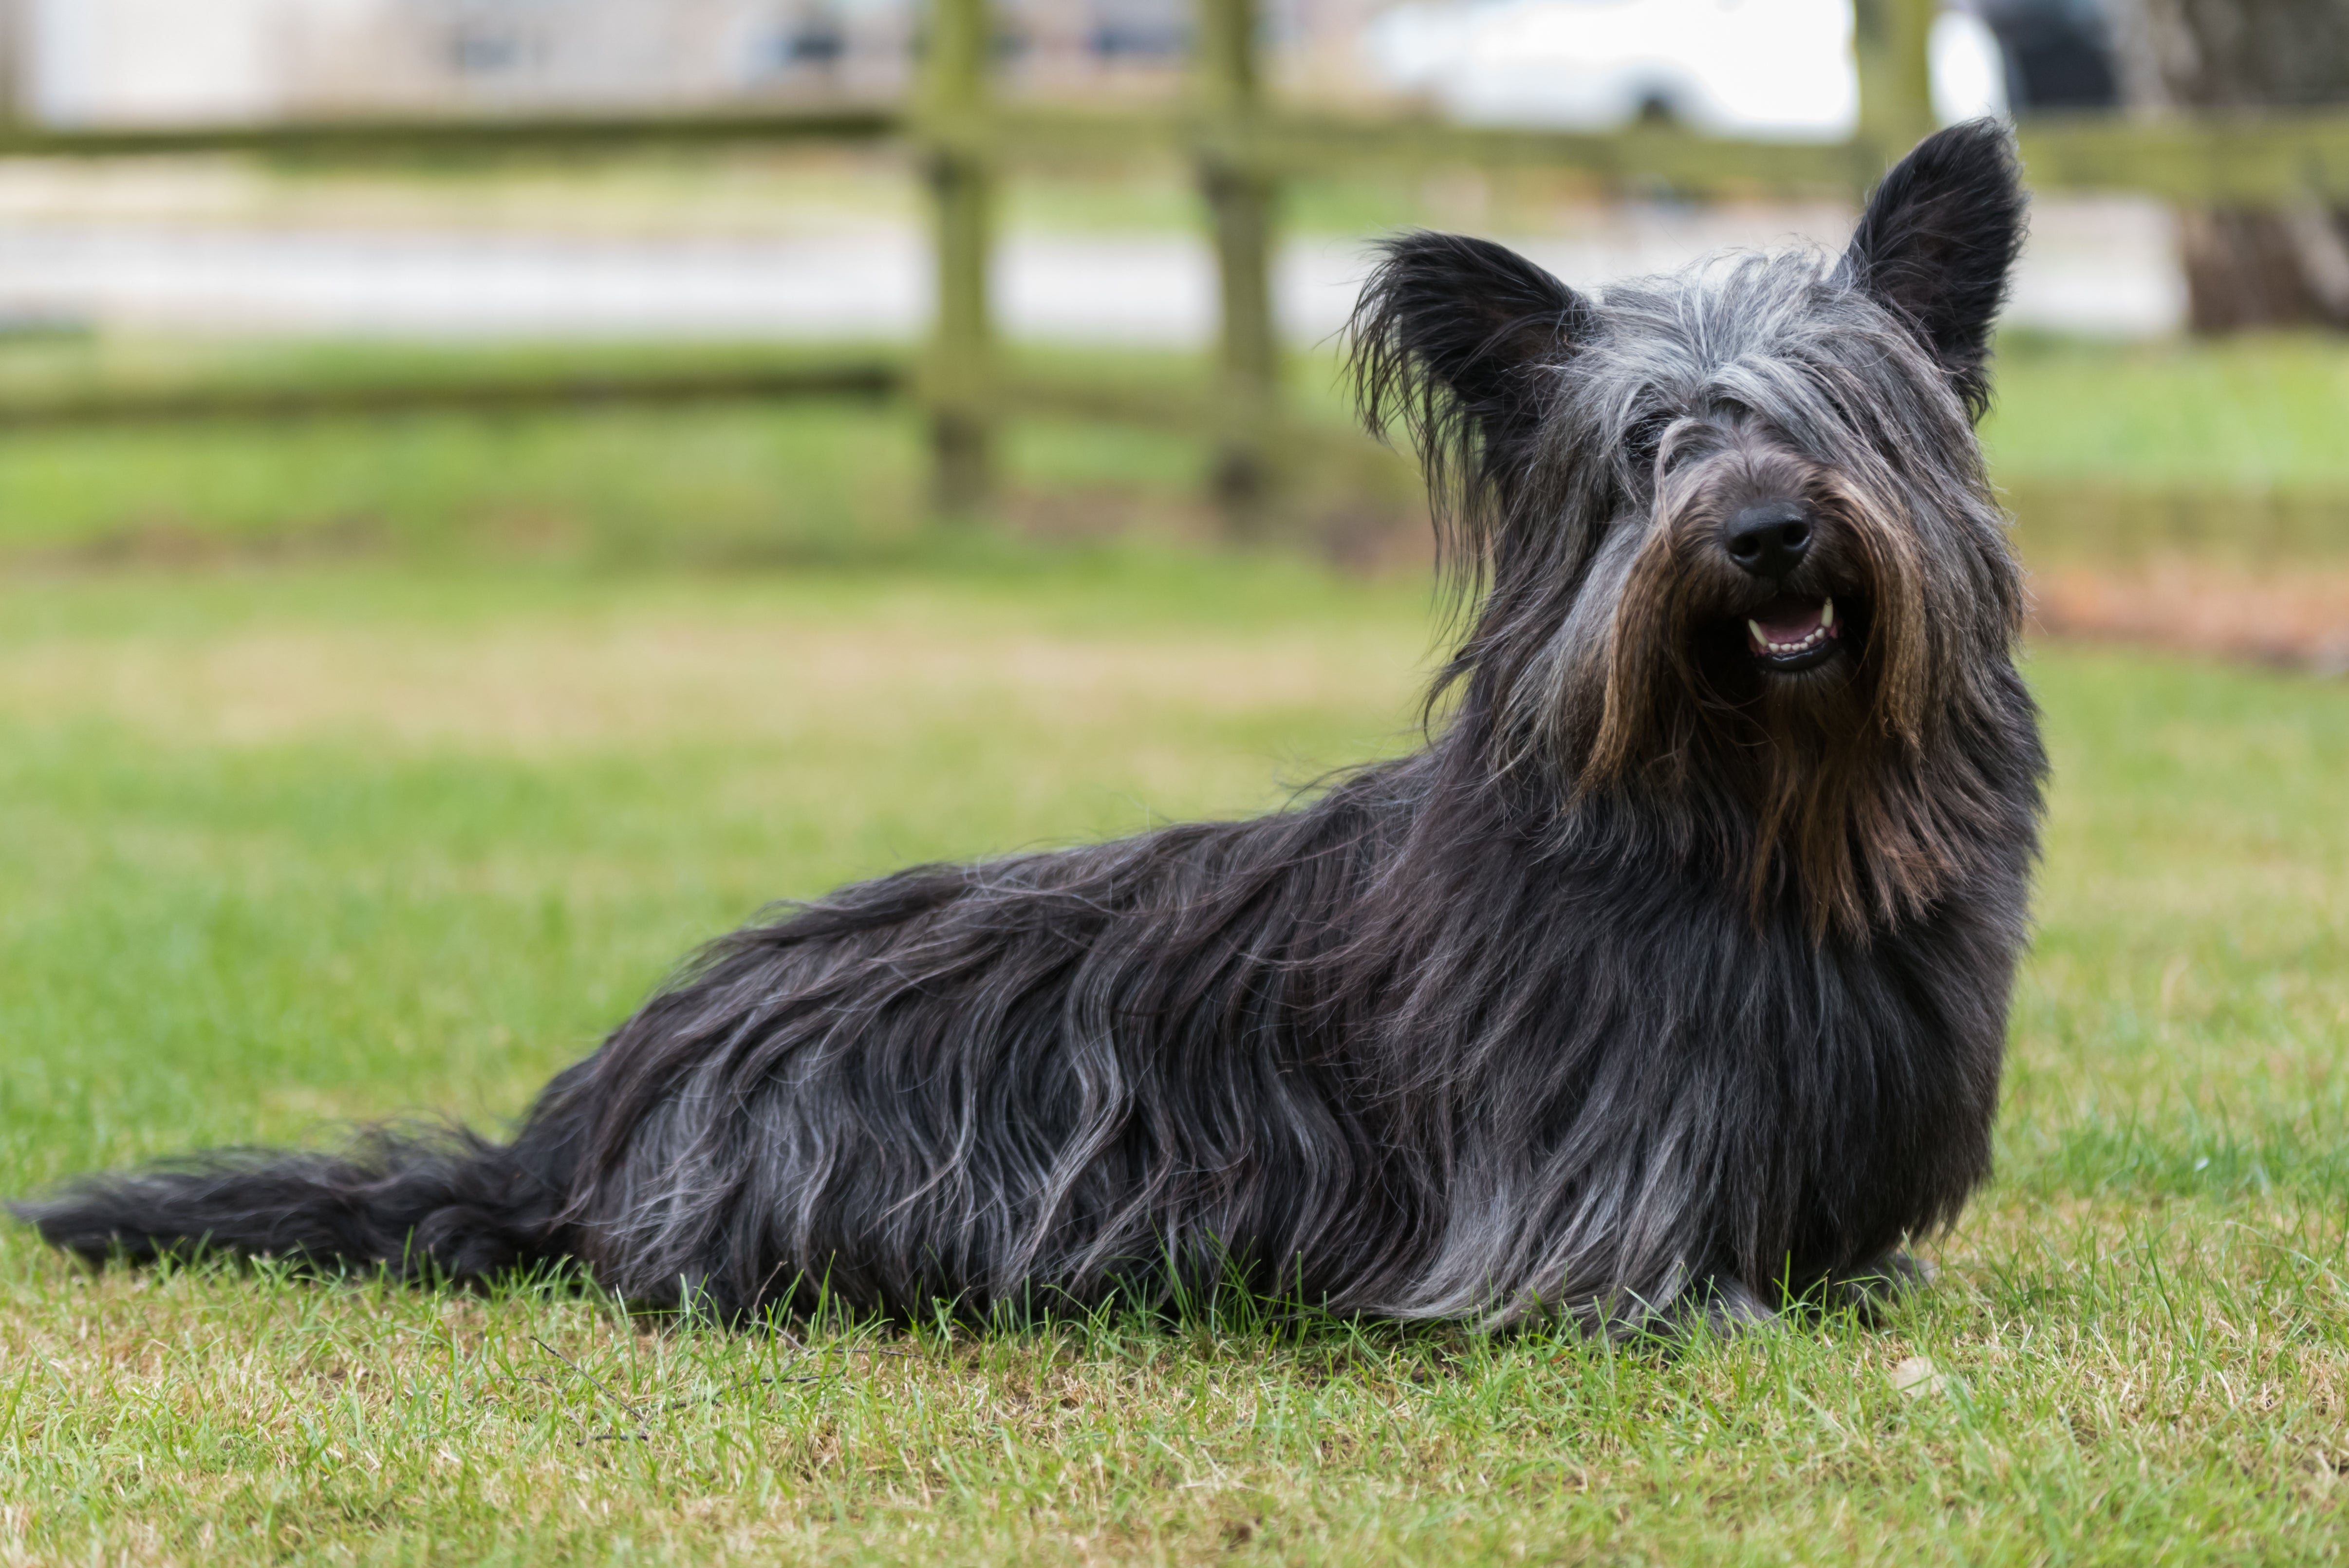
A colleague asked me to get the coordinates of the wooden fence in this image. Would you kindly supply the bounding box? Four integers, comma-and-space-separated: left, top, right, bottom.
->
4, 0, 2349, 524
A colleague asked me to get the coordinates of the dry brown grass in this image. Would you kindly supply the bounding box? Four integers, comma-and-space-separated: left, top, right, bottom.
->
0, 615, 1428, 757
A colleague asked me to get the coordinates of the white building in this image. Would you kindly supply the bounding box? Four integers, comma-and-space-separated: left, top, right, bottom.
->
29, 0, 318, 123
21, 0, 911, 124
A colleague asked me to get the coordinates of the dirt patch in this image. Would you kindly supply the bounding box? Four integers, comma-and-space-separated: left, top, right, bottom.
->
2031, 559, 2349, 674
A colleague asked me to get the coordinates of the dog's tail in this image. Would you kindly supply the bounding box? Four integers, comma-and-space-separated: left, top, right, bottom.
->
10, 1122, 579, 1284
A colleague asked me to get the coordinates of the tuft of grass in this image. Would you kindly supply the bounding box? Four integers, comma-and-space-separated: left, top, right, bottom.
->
0, 551, 2345, 1563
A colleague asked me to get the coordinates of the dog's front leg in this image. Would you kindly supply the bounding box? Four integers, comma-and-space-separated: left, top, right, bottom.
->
1823, 1250, 1935, 1324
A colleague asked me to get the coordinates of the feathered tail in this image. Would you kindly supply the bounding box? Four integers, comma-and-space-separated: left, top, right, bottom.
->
11, 1119, 581, 1283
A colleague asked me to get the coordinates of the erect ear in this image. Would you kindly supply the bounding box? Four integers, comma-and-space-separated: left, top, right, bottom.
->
1348, 231, 1590, 530
1838, 118, 2027, 421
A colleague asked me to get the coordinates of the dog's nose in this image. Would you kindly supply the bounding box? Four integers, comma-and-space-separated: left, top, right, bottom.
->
1724, 501, 1813, 580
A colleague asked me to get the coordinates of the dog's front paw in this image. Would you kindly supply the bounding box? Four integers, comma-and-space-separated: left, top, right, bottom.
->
1827, 1250, 1935, 1323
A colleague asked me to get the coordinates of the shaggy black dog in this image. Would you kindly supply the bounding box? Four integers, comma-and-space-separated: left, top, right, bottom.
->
19, 121, 2044, 1334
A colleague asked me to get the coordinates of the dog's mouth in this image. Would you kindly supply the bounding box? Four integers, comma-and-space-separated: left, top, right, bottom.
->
1744, 594, 1843, 673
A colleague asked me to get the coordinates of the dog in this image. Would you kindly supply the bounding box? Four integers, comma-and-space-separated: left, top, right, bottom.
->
18, 121, 2044, 1334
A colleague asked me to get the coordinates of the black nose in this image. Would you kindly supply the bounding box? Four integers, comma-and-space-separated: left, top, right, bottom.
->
1724, 501, 1813, 580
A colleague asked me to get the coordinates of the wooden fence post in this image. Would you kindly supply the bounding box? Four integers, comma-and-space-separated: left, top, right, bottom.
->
0, 0, 24, 128
1196, 0, 1279, 533
919, 0, 995, 515
1851, 0, 1939, 187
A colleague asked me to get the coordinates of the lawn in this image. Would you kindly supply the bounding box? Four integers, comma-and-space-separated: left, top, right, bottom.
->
1, 542, 2346, 1565
5, 329, 2349, 569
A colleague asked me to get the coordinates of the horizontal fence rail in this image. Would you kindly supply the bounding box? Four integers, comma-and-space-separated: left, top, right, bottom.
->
7, 97, 2342, 200
0, 105, 903, 160
0, 0, 2345, 524
0, 354, 904, 430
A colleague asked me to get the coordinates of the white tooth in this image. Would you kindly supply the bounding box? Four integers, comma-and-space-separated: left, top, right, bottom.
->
1820, 597, 1836, 629
1749, 620, 1767, 645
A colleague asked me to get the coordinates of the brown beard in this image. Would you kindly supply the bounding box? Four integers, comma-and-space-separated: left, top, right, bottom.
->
1577, 472, 1969, 939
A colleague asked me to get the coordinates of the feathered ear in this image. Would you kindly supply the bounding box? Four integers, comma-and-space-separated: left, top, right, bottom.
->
1839, 118, 2028, 421
1347, 232, 1590, 548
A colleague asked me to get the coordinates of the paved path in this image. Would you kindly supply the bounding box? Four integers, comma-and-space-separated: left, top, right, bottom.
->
0, 195, 2182, 342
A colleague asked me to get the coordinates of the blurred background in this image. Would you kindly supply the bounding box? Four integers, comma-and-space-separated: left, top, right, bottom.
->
0, 0, 2338, 655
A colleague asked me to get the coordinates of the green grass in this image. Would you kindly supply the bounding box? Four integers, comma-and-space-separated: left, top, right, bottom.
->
0, 340, 1240, 565
1, 547, 2346, 1564
3, 330, 2349, 570
1989, 334, 2349, 564
1988, 333, 2349, 496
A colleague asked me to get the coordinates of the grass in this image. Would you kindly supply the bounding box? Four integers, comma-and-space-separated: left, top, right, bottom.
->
1991, 334, 2349, 566
1989, 333, 2349, 496
3, 330, 2349, 571
0, 542, 2346, 1564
